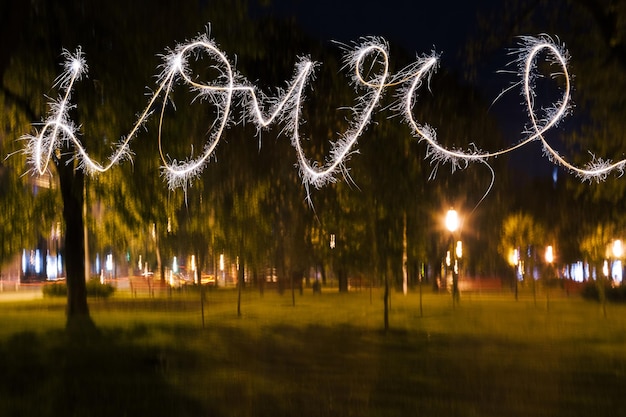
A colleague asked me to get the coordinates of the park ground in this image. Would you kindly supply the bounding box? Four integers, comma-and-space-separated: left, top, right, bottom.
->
0, 283, 625, 417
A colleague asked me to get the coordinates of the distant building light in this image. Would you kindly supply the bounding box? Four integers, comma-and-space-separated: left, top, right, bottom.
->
35, 250, 41, 274
106, 253, 113, 272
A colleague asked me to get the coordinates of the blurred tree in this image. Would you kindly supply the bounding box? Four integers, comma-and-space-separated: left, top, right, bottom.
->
0, 163, 59, 279
0, 0, 258, 328
580, 223, 615, 280
0, 52, 60, 280
499, 212, 547, 299
580, 223, 617, 315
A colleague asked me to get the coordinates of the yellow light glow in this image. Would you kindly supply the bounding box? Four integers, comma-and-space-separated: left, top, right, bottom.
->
445, 209, 459, 233
613, 239, 623, 258
508, 248, 519, 266
545, 245, 554, 264
172, 256, 178, 273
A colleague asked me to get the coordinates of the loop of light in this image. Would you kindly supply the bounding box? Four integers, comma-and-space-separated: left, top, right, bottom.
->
22, 32, 626, 196
155, 36, 399, 191
403, 35, 626, 181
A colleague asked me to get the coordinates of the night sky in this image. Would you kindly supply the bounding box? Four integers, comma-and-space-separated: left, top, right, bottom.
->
254, 0, 555, 178
255, 0, 492, 61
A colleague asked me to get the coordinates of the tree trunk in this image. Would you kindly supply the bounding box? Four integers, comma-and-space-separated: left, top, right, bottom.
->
58, 159, 92, 329
383, 270, 389, 332
337, 268, 348, 292
597, 261, 607, 318
154, 224, 165, 282
196, 248, 206, 327
257, 267, 264, 296
402, 211, 408, 295
83, 177, 90, 282
238, 260, 244, 316
238, 234, 244, 314
291, 270, 295, 306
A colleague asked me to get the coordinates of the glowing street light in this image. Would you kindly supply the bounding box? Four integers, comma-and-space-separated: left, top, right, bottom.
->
445, 209, 460, 233
545, 245, 555, 311
219, 253, 225, 286
509, 248, 519, 268
545, 245, 554, 264
172, 256, 178, 274
455, 240, 463, 259
190, 255, 197, 284
509, 248, 520, 300
445, 208, 461, 306
613, 239, 623, 258
612, 239, 623, 284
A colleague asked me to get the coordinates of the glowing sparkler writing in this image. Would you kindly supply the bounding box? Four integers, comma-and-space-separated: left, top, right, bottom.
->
25, 34, 413, 192
21, 31, 626, 195
402, 35, 626, 182
155, 35, 402, 191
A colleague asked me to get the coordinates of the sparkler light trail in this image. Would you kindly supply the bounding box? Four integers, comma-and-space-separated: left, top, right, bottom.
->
155, 35, 404, 191
21, 31, 626, 196
401, 34, 626, 182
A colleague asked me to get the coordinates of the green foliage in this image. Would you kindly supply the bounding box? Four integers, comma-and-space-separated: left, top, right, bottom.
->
580, 224, 616, 264
43, 279, 115, 298
42, 282, 68, 298
500, 212, 546, 254
0, 116, 60, 269
86, 279, 116, 298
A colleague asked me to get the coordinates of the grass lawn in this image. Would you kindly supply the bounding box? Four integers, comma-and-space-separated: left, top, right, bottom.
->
0, 285, 625, 416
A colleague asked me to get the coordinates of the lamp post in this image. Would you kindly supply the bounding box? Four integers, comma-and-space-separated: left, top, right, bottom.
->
219, 253, 225, 286
330, 233, 335, 289
445, 209, 460, 307
509, 248, 520, 300
545, 245, 554, 311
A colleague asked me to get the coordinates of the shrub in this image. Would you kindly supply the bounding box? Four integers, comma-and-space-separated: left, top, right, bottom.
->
42, 282, 67, 298
42, 279, 115, 298
581, 281, 626, 303
86, 279, 116, 298
606, 285, 626, 302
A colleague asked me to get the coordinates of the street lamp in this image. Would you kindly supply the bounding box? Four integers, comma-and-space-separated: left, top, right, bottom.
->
445, 209, 460, 234
445, 208, 460, 306
219, 253, 225, 286
613, 239, 623, 258
509, 248, 520, 300
545, 245, 554, 310
545, 245, 554, 264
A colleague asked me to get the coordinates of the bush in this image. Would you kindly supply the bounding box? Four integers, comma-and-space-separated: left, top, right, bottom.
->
581, 281, 626, 303
606, 285, 626, 302
86, 279, 116, 298
42, 282, 67, 298
42, 279, 115, 299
